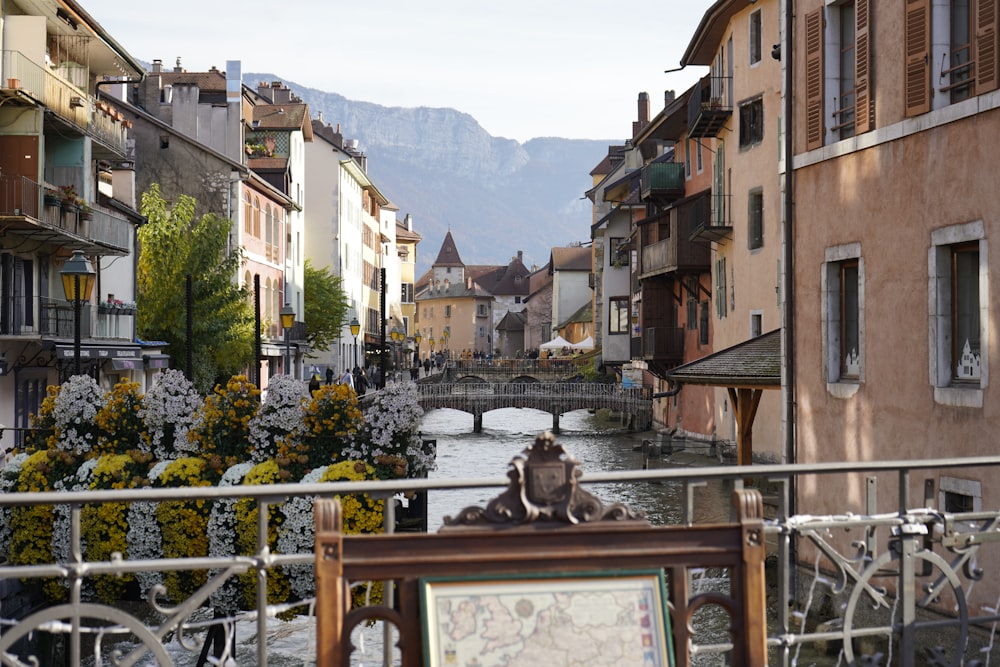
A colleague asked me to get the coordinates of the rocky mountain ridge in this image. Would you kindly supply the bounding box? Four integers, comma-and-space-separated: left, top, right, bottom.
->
247, 74, 614, 273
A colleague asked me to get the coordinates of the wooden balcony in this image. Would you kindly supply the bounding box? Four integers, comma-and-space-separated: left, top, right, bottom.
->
639, 161, 685, 202
687, 75, 732, 139
642, 326, 684, 368
639, 210, 710, 279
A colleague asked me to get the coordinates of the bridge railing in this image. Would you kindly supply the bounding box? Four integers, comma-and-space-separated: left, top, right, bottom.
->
447, 357, 584, 376
2, 455, 1000, 665
416, 381, 650, 401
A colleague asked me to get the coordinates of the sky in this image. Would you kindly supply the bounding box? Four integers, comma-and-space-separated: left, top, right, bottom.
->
81, 0, 717, 143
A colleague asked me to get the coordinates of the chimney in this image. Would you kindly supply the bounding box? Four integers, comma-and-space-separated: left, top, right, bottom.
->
404, 213, 413, 231
517, 250, 523, 263
173, 57, 183, 72
152, 59, 162, 73
664, 90, 675, 107
271, 81, 292, 104
632, 92, 650, 137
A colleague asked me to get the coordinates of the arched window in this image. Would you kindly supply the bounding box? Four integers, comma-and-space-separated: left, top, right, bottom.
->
253, 197, 261, 237
243, 193, 252, 234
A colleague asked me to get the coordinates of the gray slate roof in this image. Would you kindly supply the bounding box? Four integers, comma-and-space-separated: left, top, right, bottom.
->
666, 329, 781, 389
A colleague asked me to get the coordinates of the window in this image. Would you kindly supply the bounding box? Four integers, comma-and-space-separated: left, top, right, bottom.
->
749, 9, 763, 64
699, 302, 710, 345
905, 0, 999, 117
806, 1, 873, 149
750, 312, 763, 338
929, 222, 987, 406
824, 243, 864, 387
739, 98, 764, 148
401, 283, 414, 303
445, 305, 451, 318
609, 296, 629, 334
835, 2, 857, 138
715, 257, 727, 318
939, 476, 982, 513
748, 189, 764, 250
696, 139, 703, 173
477, 304, 488, 317
684, 139, 692, 178
951, 243, 981, 381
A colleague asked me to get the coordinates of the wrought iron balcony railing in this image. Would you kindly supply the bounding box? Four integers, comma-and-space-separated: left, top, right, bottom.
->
688, 74, 733, 139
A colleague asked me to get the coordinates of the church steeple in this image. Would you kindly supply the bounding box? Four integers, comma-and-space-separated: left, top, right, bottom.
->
433, 230, 464, 267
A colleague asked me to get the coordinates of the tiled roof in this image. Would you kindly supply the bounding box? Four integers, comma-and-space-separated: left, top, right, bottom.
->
158, 69, 226, 91
252, 105, 310, 131
666, 330, 781, 388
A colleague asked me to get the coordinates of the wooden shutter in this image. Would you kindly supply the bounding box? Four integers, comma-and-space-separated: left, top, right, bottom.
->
855, 0, 873, 134
904, 0, 931, 117
975, 0, 999, 94
804, 8, 825, 151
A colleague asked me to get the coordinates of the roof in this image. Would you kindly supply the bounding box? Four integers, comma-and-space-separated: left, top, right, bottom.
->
252, 104, 312, 136
157, 68, 226, 91
556, 300, 593, 329
666, 329, 781, 389
683, 0, 753, 66
433, 231, 464, 267
550, 246, 592, 272
474, 256, 531, 296
496, 310, 527, 332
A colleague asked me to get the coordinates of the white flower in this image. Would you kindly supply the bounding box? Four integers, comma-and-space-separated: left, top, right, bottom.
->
208, 462, 255, 614
277, 467, 325, 599
248, 375, 307, 462
139, 369, 203, 459
52, 375, 104, 454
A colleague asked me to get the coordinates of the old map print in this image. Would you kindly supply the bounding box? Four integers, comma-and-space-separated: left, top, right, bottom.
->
422, 572, 673, 667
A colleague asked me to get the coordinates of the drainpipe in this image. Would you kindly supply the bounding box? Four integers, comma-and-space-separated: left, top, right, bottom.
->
782, 0, 796, 506
651, 383, 681, 399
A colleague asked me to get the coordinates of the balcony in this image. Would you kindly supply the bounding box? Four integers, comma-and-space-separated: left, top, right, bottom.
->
689, 192, 732, 244
642, 326, 684, 368
1, 50, 129, 155
0, 175, 132, 254
639, 212, 710, 279
639, 161, 685, 202
687, 74, 732, 139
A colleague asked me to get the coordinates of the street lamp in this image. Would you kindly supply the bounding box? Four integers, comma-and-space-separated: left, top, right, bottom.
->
280, 303, 295, 376
414, 331, 422, 364
60, 250, 96, 377
391, 327, 403, 371
349, 317, 361, 369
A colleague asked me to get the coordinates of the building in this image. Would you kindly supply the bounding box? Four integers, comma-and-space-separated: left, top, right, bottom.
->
121, 60, 303, 386
790, 0, 1000, 567
548, 246, 593, 344
0, 0, 150, 451
666, 0, 784, 464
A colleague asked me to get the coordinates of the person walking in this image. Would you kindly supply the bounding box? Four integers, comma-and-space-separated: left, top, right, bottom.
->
339, 368, 354, 391
308, 373, 321, 394
325, 367, 334, 385
353, 366, 368, 395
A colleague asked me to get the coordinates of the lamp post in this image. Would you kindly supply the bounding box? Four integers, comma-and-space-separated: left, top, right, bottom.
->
280, 303, 295, 376
350, 316, 361, 369
391, 328, 403, 372
414, 331, 422, 366
60, 250, 96, 377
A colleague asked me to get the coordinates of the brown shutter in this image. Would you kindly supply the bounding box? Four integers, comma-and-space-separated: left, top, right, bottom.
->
975, 0, 999, 94
855, 0, 873, 133
904, 0, 931, 117
805, 8, 825, 151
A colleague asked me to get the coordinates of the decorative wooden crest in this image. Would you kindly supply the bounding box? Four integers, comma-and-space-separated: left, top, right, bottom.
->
443, 431, 646, 528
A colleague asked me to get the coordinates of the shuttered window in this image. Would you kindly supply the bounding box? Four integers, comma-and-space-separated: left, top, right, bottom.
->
904, 0, 931, 117
975, 0, 999, 93
855, 0, 873, 133
805, 8, 825, 150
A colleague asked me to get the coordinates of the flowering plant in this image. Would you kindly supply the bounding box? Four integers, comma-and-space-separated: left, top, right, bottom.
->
50, 375, 105, 457
94, 379, 147, 457
139, 369, 203, 460
154, 457, 213, 602
207, 462, 254, 614
248, 374, 306, 464
278, 383, 362, 480
188, 375, 260, 475
350, 382, 432, 479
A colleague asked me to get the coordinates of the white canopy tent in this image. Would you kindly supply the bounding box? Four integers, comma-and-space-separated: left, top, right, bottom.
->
539, 335, 572, 350
569, 336, 594, 350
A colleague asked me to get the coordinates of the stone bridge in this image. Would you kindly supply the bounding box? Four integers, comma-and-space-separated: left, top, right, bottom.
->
413, 382, 652, 433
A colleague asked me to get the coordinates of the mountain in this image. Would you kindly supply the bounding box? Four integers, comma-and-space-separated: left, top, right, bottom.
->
246, 74, 612, 274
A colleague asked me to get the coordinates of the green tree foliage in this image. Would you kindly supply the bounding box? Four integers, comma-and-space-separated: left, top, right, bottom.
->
137, 184, 255, 392
303, 259, 350, 352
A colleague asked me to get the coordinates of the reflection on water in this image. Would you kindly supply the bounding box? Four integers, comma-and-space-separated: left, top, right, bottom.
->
422, 407, 732, 530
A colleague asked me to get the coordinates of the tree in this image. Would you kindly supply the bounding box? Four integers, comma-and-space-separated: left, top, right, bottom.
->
303, 259, 350, 352
137, 184, 255, 392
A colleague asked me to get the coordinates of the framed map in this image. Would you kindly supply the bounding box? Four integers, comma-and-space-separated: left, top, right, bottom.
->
420, 570, 674, 667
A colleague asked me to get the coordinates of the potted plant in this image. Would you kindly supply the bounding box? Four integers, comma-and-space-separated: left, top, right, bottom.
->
59, 185, 80, 212
80, 204, 93, 221
43, 188, 61, 208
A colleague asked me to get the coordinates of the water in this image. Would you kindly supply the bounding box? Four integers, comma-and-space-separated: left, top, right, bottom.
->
422, 407, 732, 529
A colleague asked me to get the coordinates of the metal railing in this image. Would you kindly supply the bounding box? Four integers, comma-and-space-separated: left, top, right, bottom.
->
1, 452, 1000, 665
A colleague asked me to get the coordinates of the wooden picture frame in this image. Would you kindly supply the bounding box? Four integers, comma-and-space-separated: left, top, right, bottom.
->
420, 570, 675, 667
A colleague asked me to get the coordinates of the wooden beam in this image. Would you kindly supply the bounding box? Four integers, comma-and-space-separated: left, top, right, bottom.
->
728, 387, 762, 468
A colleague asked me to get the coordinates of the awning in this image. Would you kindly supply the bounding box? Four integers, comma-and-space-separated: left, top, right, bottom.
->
143, 354, 170, 369
54, 343, 142, 362
665, 330, 781, 468
110, 358, 144, 370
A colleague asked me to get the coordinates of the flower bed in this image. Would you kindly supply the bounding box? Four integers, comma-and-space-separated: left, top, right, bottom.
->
0, 373, 428, 614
